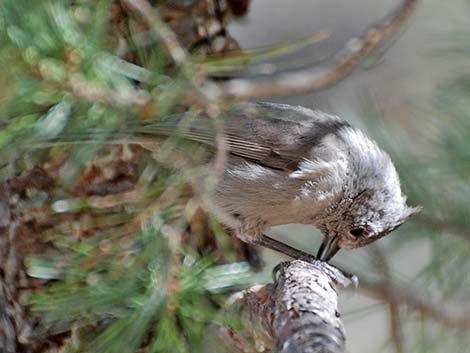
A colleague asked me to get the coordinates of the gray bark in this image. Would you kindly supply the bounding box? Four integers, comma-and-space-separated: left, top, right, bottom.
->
224, 260, 354, 353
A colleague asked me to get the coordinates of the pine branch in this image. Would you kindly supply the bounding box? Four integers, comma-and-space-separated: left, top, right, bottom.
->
204, 0, 418, 100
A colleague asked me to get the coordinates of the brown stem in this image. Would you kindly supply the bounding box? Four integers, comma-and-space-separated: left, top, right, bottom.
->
369, 245, 404, 353
122, 0, 188, 65
206, 0, 419, 100
356, 278, 470, 329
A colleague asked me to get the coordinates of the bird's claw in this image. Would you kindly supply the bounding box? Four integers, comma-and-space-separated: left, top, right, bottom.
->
258, 234, 358, 288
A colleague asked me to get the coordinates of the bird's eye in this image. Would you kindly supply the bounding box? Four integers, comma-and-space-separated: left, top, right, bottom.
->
350, 227, 366, 237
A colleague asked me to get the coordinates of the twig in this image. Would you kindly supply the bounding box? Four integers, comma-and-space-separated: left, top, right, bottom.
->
224, 260, 350, 353
356, 278, 470, 329
206, 0, 418, 100
66, 74, 151, 107
36, 65, 151, 107
369, 245, 404, 353
122, 0, 187, 65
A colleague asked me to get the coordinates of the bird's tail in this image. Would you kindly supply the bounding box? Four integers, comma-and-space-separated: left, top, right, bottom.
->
28, 114, 194, 151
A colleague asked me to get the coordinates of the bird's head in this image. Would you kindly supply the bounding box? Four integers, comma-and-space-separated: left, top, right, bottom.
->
316, 187, 420, 261
292, 126, 420, 261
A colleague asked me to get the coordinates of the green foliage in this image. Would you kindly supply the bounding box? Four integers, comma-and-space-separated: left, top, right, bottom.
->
0, 1, 252, 352
0, 0, 191, 173
28, 218, 250, 352
2, 1, 470, 352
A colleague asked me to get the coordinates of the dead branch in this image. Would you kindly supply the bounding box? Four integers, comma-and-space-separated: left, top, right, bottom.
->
65, 74, 151, 107
122, 0, 188, 65
369, 245, 404, 353
224, 260, 353, 353
205, 0, 418, 100
356, 278, 470, 330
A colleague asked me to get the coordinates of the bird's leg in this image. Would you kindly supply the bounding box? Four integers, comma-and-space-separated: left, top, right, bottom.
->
234, 227, 312, 260
256, 234, 359, 287
236, 229, 357, 285
254, 234, 317, 261
239, 242, 264, 271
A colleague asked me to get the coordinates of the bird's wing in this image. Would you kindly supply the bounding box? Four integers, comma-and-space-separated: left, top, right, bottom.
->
132, 102, 348, 172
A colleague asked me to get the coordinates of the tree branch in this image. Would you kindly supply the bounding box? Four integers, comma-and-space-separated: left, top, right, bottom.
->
356, 278, 470, 329
369, 245, 404, 353
206, 0, 418, 100
224, 260, 353, 353
122, 0, 188, 65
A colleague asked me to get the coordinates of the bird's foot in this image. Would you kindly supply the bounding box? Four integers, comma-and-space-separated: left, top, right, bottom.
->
254, 234, 316, 262
257, 234, 358, 287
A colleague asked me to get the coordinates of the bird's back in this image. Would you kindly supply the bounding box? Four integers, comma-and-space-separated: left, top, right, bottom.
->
137, 102, 349, 172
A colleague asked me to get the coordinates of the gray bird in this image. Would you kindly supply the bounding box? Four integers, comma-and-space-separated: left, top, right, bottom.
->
88, 102, 421, 261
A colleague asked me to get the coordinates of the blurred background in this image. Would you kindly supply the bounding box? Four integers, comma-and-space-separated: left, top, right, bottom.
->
0, 1, 469, 352
230, 1, 470, 352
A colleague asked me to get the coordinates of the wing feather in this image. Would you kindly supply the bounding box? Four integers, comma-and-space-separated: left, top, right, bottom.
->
129, 102, 347, 172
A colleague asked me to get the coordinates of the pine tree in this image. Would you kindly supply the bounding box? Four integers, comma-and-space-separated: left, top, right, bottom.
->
0, 1, 469, 353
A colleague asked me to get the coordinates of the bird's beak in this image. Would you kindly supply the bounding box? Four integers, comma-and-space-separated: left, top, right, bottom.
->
317, 235, 340, 262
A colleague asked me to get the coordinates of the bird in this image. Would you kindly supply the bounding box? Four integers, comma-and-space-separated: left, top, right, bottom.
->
73, 102, 420, 262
